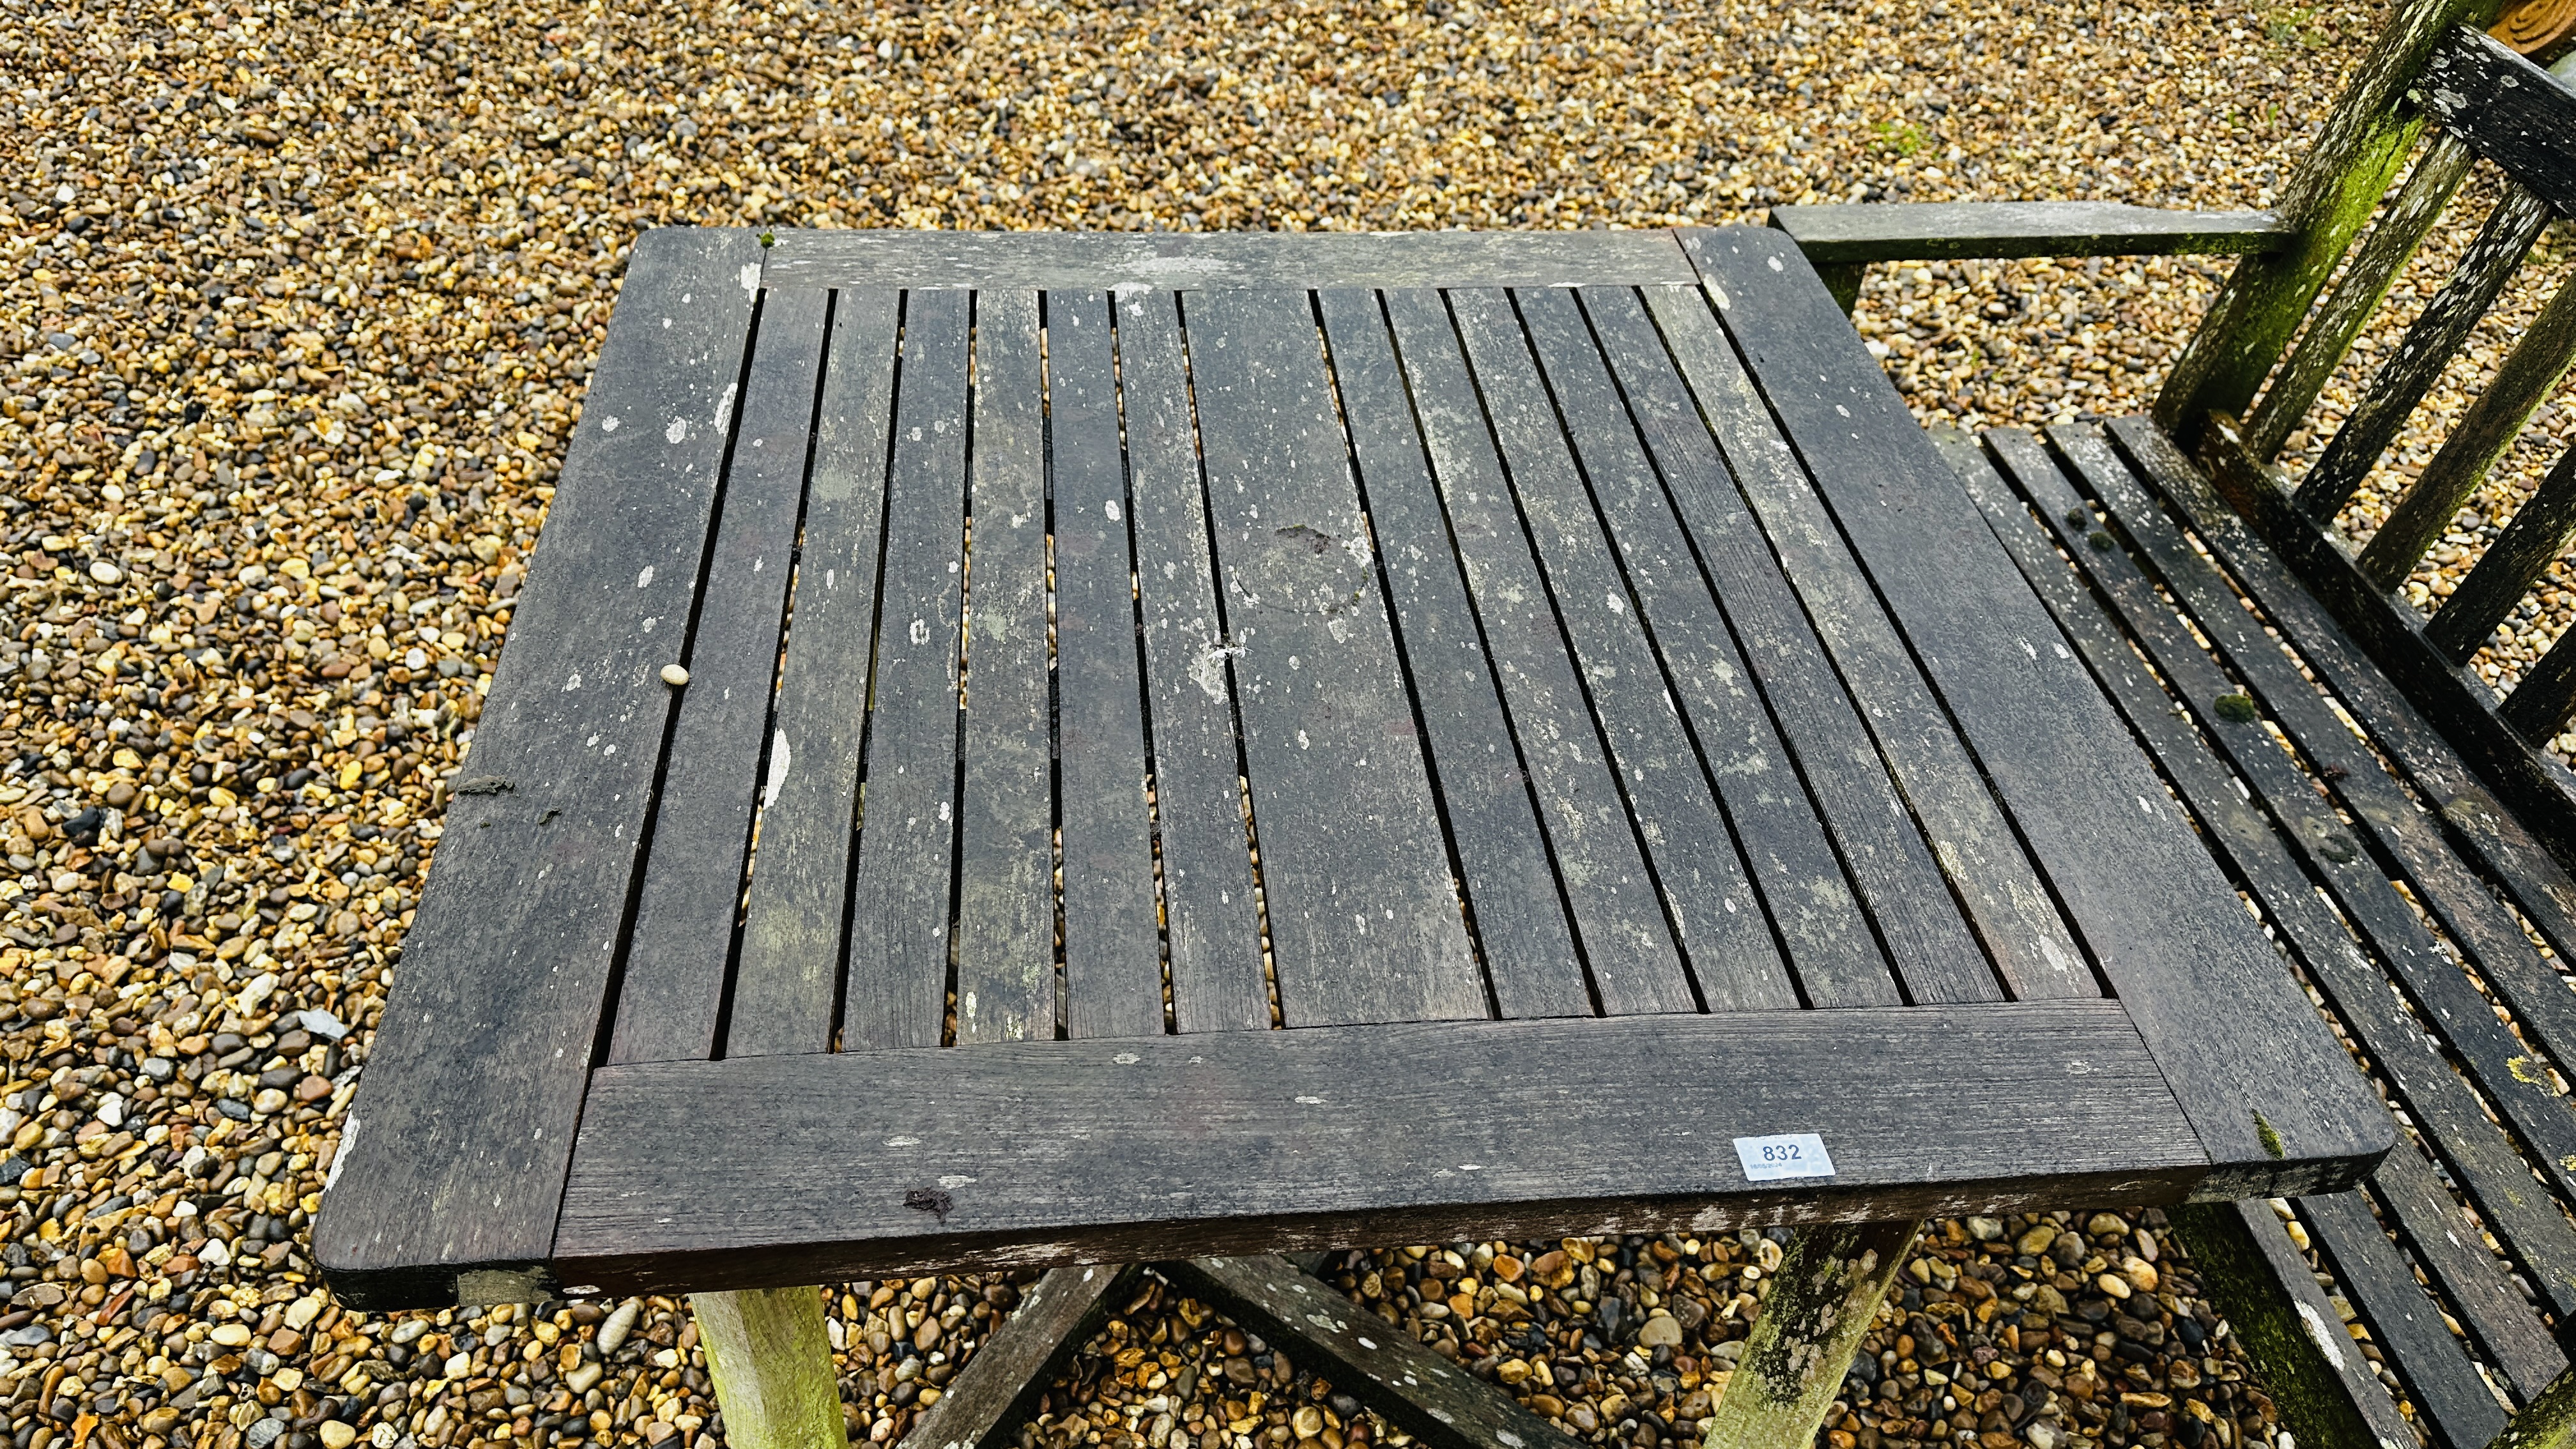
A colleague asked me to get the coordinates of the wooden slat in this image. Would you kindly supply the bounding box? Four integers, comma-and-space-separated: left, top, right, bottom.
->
954, 291, 1056, 1044
2502, 608, 2576, 736
2365, 271, 2576, 592
1047, 291, 1165, 1039
840, 289, 974, 1052
727, 291, 904, 1057
2365, 1137, 2570, 1402
314, 227, 768, 1311
553, 1000, 2228, 1298
2296, 1189, 2511, 1449
2427, 436, 2576, 660
2019, 427, 2576, 1203
1767, 201, 2288, 264
1978, 427, 2576, 1304
1590, 290, 2026, 1003
1314, 288, 1593, 1020
2153, 0, 2507, 447
1637, 284, 2091, 1001
1683, 226, 2391, 1194
760, 229, 1695, 291
2115, 417, 2576, 1069
1446, 288, 1802, 1012
2292, 181, 2554, 518
1157, 1257, 1575, 1449
1939, 425, 2576, 1338
1515, 286, 1917, 1007
1374, 284, 1695, 1016
896, 1264, 1147, 1449
2243, 133, 2476, 461
608, 286, 829, 1064
2168, 1200, 2422, 1449
1179, 288, 1485, 1027
2416, 24, 2576, 215
1116, 291, 1269, 1036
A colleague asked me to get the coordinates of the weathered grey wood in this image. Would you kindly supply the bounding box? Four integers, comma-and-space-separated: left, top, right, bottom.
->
1639, 283, 2090, 1001
759, 229, 1695, 291
2154, 0, 2513, 448
1156, 1255, 1575, 1449
955, 291, 1055, 1044
1314, 288, 1593, 1020
2293, 181, 2554, 518
1046, 291, 1165, 1039
1377, 283, 1699, 1016
2167, 1201, 2420, 1449
1116, 291, 1269, 1036
1768, 201, 2288, 264
841, 290, 973, 1052
553, 1001, 2233, 1297
2428, 436, 2576, 660
1699, 1220, 1921, 1449
1180, 288, 1485, 1026
2242, 132, 2476, 461
2027, 427, 2576, 1206
1448, 288, 1802, 1012
895, 1265, 1146, 1449
2415, 24, 2576, 216
2503, 608, 2576, 736
1942, 424, 2576, 1340
2366, 272, 2576, 594
2293, 1189, 2509, 1448
1591, 291, 2016, 1004
1685, 226, 2392, 1195
727, 291, 903, 1057
691, 1286, 845, 1449
314, 227, 767, 1311
1519, 286, 1921, 1008
610, 286, 829, 1064
2364, 1138, 2570, 1406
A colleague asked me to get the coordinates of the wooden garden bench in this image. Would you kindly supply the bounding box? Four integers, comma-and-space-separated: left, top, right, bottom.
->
1771, 2, 2576, 1445
303, 4, 2576, 1449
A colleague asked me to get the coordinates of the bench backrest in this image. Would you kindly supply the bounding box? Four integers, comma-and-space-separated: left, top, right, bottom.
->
2155, 0, 2576, 854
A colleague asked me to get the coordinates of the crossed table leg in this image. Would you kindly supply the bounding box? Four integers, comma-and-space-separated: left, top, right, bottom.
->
682, 1223, 1923, 1449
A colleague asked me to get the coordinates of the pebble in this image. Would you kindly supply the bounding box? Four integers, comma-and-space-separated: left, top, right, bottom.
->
660, 664, 691, 687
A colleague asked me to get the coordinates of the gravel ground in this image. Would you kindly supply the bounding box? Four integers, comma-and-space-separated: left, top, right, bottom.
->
0, 0, 2521, 1447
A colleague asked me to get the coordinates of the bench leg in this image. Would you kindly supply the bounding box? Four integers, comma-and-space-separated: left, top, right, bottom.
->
1701, 1220, 1921, 1449
2499, 1364, 2576, 1448
691, 1287, 848, 1449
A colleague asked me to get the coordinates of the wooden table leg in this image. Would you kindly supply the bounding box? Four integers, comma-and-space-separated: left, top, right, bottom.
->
691, 1286, 848, 1449
1701, 1220, 1922, 1449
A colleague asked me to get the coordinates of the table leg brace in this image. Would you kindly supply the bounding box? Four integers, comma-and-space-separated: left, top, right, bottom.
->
691, 1286, 848, 1449
1701, 1220, 1922, 1449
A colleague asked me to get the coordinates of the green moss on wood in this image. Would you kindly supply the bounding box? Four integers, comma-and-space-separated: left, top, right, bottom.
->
2215, 692, 2262, 724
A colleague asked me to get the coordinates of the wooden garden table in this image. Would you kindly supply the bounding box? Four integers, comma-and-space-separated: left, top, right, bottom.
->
313, 227, 2387, 1446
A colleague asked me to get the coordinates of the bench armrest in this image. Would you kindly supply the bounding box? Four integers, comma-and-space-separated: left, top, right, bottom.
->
1768, 201, 2293, 266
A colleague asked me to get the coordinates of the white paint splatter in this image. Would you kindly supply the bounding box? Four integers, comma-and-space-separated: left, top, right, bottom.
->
2296, 1300, 2345, 1369
764, 730, 792, 808
563, 672, 582, 691
601, 417, 620, 433
1105, 499, 1121, 521
323, 1117, 359, 1193
638, 565, 656, 590
740, 262, 762, 296
666, 417, 689, 445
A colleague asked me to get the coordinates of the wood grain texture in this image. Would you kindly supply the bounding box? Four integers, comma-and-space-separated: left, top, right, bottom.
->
1181, 288, 1485, 1026
2415, 24, 2576, 213
1046, 291, 1165, 1040
1315, 288, 1593, 1020
2293, 1188, 2508, 1448
1519, 286, 1907, 1008
2363, 1140, 2570, 1403
315, 227, 767, 1310
1116, 291, 1269, 1036
760, 230, 1694, 291
610, 284, 828, 1064
1157, 1256, 1575, 1449
727, 291, 903, 1058
1639, 282, 2089, 1001
1450, 288, 1795, 1012
553, 1001, 2228, 1297
1683, 226, 2390, 1194
2428, 433, 2576, 661
1376, 288, 1695, 1018
954, 291, 1056, 1044
1959, 427, 2576, 1317
841, 289, 973, 1052
1767, 201, 2287, 264
1588, 289, 2005, 1006
896, 1264, 1146, 1449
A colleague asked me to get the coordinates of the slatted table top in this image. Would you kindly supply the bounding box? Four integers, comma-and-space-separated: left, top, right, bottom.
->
314, 227, 2388, 1311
